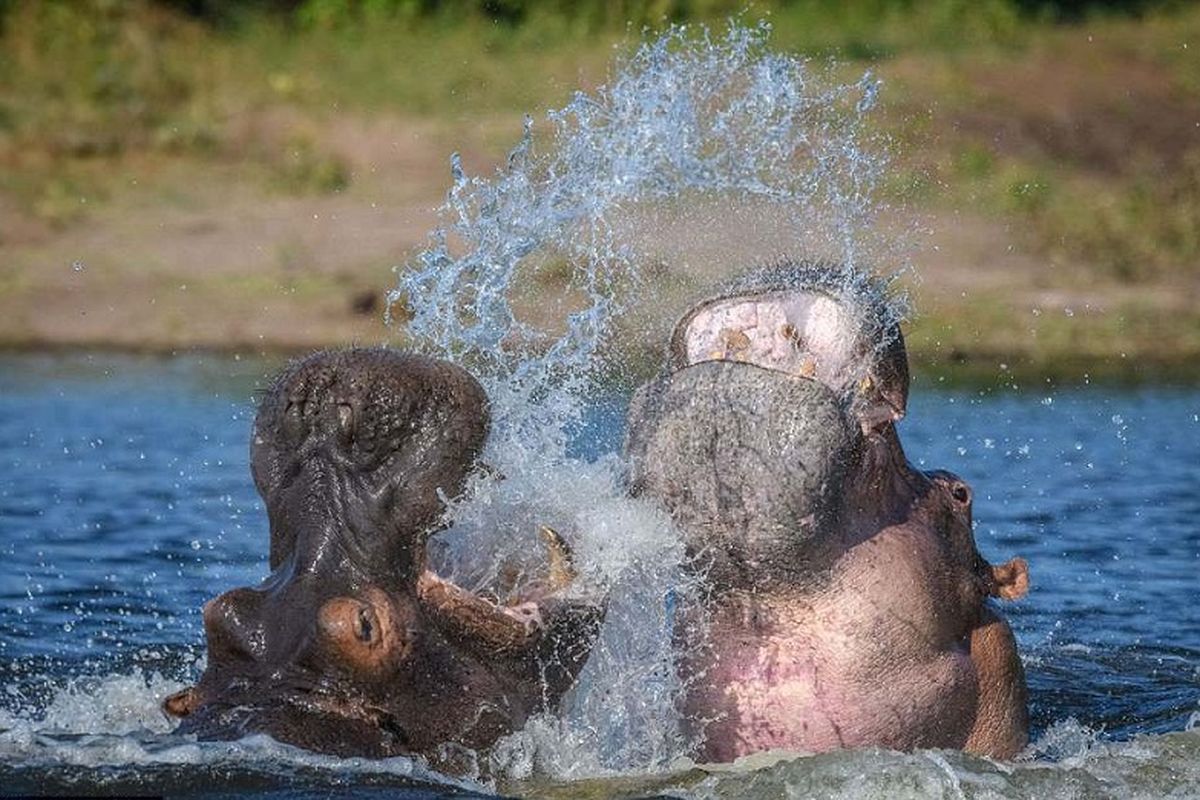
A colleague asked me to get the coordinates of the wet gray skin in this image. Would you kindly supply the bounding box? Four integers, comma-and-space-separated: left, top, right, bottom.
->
163, 348, 603, 766
626, 363, 857, 592
626, 261, 1031, 759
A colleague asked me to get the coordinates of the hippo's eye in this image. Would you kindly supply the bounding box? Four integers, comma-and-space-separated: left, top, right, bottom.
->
318, 593, 407, 671
951, 484, 971, 505
355, 607, 374, 643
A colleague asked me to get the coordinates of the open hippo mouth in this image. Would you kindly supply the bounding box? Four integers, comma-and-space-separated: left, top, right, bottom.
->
671, 278, 906, 426
164, 348, 603, 761
626, 263, 911, 586
627, 260, 1027, 598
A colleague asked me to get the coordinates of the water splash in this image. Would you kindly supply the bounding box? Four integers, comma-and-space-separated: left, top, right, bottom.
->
388, 21, 890, 450
0, 670, 480, 796
386, 20, 900, 781
428, 451, 698, 780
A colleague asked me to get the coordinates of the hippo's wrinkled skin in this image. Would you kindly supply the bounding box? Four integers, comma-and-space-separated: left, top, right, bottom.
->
626, 262, 1030, 761
163, 348, 602, 764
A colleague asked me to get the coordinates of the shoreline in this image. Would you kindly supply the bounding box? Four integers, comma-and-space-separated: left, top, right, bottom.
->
4, 333, 1196, 387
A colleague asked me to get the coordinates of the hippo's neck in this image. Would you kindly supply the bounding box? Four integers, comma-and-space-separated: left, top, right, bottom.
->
837, 424, 928, 550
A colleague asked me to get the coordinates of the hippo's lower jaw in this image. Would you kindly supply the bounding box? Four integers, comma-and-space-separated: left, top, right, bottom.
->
176, 696, 413, 759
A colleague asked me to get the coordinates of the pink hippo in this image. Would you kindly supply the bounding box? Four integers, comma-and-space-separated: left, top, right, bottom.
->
626, 262, 1030, 761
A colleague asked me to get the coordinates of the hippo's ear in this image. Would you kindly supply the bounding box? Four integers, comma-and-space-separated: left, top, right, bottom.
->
989, 557, 1030, 601
162, 687, 199, 719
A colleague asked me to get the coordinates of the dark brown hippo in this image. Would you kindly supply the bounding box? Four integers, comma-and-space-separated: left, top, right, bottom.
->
162, 348, 603, 765
626, 262, 1030, 761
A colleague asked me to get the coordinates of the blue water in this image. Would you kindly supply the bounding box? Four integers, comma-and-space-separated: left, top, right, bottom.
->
0, 353, 1198, 796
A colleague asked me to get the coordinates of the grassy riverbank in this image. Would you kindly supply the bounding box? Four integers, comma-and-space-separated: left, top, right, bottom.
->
1, 1, 1197, 382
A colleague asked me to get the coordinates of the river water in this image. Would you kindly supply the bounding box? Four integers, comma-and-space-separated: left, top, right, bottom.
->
0, 352, 1197, 798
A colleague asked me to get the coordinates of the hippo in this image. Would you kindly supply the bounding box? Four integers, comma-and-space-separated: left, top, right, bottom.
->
162, 348, 603, 765
625, 262, 1030, 761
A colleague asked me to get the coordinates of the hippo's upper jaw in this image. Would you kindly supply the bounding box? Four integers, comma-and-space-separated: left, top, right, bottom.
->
165, 348, 604, 764
249, 348, 491, 580
667, 263, 909, 435
626, 264, 916, 587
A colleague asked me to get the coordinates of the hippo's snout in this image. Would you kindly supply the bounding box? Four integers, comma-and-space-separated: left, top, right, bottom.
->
202, 587, 269, 665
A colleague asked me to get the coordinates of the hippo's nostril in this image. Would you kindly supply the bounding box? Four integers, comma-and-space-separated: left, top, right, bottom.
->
203, 589, 267, 662
355, 607, 374, 643
952, 484, 971, 505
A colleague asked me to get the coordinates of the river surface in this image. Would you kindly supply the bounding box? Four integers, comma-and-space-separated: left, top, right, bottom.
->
1, 352, 1198, 798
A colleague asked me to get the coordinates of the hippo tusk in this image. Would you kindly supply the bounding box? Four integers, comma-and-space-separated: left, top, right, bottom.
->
418, 525, 591, 657
538, 525, 576, 592
417, 571, 542, 655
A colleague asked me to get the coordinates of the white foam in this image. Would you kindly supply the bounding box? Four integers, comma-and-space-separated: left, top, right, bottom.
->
673, 731, 1200, 800
0, 668, 481, 791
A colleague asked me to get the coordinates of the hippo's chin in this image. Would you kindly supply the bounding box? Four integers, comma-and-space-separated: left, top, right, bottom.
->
178, 698, 411, 759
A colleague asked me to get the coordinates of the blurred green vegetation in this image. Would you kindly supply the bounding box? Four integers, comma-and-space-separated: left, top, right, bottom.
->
0, 2, 199, 154
1, 0, 1197, 281
143, 0, 1182, 27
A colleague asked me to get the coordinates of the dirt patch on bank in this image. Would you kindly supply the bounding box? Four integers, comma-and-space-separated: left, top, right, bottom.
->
1, 77, 1197, 378
957, 51, 1196, 175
